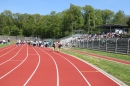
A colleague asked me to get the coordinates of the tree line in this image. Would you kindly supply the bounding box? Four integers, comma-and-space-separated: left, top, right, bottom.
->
0, 4, 130, 38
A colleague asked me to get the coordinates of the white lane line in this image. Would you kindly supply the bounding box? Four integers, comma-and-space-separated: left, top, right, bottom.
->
23, 47, 41, 86
0, 45, 14, 52
10, 60, 23, 61
28, 54, 38, 55
39, 48, 59, 86
60, 51, 126, 86
0, 45, 25, 65
54, 51, 91, 86
0, 45, 28, 79
0, 47, 17, 58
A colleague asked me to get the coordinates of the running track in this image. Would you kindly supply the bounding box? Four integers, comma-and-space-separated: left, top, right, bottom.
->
67, 49, 130, 66
0, 44, 126, 86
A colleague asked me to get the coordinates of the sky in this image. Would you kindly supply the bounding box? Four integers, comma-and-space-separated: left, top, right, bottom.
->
0, 0, 130, 15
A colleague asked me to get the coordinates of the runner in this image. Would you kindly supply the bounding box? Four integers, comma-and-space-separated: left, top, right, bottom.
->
52, 41, 56, 51
58, 41, 62, 51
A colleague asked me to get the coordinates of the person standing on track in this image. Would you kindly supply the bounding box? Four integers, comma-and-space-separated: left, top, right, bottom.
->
52, 41, 56, 51
58, 41, 62, 51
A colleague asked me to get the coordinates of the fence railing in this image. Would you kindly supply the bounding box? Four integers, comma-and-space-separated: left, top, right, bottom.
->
75, 38, 130, 55
0, 36, 37, 42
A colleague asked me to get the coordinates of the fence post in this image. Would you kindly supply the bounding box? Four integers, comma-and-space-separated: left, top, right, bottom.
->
87, 39, 88, 49
83, 40, 84, 48
115, 38, 118, 53
106, 38, 109, 51
79, 41, 80, 48
98, 40, 100, 50
127, 38, 130, 54
92, 40, 93, 49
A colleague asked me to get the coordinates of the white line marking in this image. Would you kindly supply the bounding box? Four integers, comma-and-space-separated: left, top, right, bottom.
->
0, 45, 25, 65
23, 46, 41, 86
39, 48, 59, 86
0, 47, 17, 58
54, 51, 91, 86
10, 60, 23, 61
0, 45, 14, 52
61, 51, 127, 86
28, 54, 38, 55
0, 45, 28, 79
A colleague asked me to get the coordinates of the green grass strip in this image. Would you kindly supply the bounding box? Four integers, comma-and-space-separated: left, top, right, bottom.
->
61, 49, 130, 86
0, 42, 16, 48
72, 48, 130, 62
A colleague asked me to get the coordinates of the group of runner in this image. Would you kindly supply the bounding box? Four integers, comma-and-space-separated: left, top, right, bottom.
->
26, 40, 62, 51
15, 39, 62, 51
52, 41, 62, 51
16, 39, 26, 46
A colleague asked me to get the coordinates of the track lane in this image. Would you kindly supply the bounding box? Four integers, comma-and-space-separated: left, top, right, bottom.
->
0, 45, 25, 65
43, 48, 90, 86
0, 45, 27, 77
0, 45, 125, 86
0, 46, 18, 59
0, 44, 15, 52
47, 48, 120, 86
25, 47, 58, 86
0, 45, 39, 86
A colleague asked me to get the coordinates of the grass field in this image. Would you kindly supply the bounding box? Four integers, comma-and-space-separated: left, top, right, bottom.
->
72, 48, 130, 62
0, 42, 15, 48
0, 44, 10, 48
61, 48, 130, 85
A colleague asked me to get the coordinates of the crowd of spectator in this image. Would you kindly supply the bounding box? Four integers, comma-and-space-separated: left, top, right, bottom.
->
60, 31, 128, 48
72, 31, 127, 42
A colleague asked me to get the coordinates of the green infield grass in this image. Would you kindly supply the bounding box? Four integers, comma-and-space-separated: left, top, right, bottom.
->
61, 48, 130, 85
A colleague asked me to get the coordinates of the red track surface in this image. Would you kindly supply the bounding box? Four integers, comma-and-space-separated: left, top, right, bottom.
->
0, 44, 123, 86
68, 49, 130, 66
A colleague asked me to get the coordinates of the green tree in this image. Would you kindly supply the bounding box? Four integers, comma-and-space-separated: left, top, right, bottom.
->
113, 10, 125, 25
101, 9, 114, 24
3, 26, 10, 35
82, 5, 94, 33
0, 10, 14, 35
23, 14, 35, 37
10, 25, 20, 36
69, 4, 83, 31
127, 18, 130, 26
0, 4, 128, 38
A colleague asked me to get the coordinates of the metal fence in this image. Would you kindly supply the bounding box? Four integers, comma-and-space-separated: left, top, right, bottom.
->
75, 38, 130, 55
0, 36, 37, 41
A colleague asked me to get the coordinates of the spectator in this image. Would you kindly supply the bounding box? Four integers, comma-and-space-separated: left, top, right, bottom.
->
3, 39, 6, 44
7, 37, 10, 44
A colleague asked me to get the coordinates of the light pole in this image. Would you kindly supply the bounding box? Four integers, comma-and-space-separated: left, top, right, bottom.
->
71, 5, 74, 37
72, 21, 73, 36
94, 9, 95, 29
88, 10, 90, 34
93, 9, 97, 34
